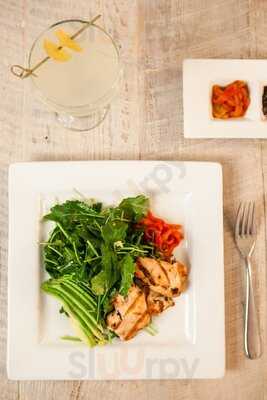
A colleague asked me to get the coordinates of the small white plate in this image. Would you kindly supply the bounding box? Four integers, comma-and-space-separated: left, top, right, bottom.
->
8, 161, 224, 380
183, 59, 267, 138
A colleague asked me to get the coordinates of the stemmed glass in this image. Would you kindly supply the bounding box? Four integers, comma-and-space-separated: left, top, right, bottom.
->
11, 16, 122, 131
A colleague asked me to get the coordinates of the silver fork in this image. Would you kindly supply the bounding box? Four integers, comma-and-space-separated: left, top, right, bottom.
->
235, 201, 262, 359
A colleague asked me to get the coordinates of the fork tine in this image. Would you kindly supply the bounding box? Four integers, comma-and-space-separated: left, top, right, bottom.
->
246, 201, 253, 235
251, 202, 256, 235
235, 202, 243, 238
241, 202, 248, 236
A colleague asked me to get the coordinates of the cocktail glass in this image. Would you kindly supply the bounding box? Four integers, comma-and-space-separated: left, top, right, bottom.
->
12, 16, 122, 131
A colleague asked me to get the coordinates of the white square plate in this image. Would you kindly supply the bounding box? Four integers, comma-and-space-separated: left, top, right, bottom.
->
8, 161, 224, 380
183, 59, 267, 138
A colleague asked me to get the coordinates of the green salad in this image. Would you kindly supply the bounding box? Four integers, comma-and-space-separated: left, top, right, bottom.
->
41, 195, 156, 346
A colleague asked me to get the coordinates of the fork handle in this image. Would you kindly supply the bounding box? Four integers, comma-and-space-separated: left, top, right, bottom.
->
244, 258, 262, 359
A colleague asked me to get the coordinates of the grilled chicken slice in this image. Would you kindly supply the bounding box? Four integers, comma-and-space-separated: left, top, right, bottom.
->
146, 290, 174, 315
106, 284, 151, 340
135, 257, 188, 298
107, 258, 188, 341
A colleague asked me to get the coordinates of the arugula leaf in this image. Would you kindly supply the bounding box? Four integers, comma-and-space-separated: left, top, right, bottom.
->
92, 202, 102, 213
91, 245, 120, 295
91, 270, 106, 295
43, 200, 104, 225
102, 288, 117, 316
118, 195, 149, 222
101, 244, 119, 289
119, 254, 135, 296
102, 220, 128, 244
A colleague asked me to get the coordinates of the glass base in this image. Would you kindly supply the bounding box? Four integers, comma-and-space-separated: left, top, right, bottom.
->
55, 106, 110, 131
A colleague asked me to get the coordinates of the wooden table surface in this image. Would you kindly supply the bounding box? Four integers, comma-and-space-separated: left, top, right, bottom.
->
1, 0, 266, 399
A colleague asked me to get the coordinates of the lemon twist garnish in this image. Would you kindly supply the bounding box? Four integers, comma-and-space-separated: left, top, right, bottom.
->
43, 39, 71, 62
11, 15, 100, 77
55, 29, 82, 52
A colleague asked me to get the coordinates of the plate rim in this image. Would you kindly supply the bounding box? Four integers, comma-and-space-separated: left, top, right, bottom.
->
7, 160, 225, 380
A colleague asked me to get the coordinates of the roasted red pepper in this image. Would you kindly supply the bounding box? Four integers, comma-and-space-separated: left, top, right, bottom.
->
139, 211, 183, 257
212, 80, 250, 119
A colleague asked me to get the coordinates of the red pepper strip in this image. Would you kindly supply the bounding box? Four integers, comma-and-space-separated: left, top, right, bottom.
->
139, 211, 183, 256
212, 80, 250, 119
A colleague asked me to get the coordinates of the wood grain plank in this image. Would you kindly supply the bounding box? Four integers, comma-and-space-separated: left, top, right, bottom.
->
0, 0, 26, 398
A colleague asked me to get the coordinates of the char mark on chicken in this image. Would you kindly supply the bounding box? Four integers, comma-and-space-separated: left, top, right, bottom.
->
135, 257, 188, 298
106, 284, 151, 340
107, 257, 188, 341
